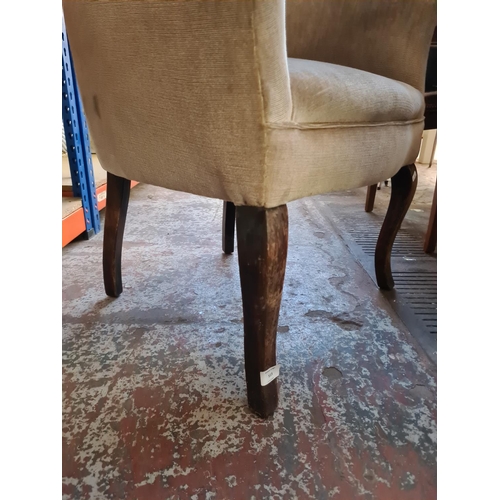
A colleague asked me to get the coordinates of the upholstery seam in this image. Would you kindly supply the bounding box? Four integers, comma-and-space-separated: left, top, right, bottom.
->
265, 117, 425, 130
251, 1, 269, 207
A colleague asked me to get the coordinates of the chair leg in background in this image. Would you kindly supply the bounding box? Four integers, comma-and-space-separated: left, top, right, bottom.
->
222, 201, 236, 254
424, 182, 437, 254
365, 184, 378, 212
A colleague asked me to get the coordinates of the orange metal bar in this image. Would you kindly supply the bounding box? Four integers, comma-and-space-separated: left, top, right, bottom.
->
62, 181, 139, 248
62, 207, 86, 247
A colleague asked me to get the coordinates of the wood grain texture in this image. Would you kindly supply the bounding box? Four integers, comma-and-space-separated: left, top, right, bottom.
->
222, 201, 236, 254
103, 172, 131, 297
236, 205, 288, 418
375, 164, 418, 290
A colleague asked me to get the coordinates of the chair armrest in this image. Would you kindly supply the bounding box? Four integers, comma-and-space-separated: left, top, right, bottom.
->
62, 0, 291, 135
286, 0, 436, 92
62, 0, 293, 206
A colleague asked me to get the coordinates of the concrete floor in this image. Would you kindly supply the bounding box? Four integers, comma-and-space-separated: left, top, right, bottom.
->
62, 169, 437, 499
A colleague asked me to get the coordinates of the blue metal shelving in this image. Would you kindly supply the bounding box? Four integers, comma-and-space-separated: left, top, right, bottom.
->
62, 16, 100, 238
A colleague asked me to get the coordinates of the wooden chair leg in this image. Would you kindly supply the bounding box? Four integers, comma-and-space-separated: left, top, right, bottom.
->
222, 201, 236, 254
428, 133, 437, 168
365, 184, 378, 212
103, 172, 131, 297
424, 181, 437, 254
236, 205, 288, 418
375, 164, 418, 290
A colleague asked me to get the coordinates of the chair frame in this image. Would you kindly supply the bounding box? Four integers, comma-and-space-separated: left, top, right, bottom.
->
103, 163, 417, 417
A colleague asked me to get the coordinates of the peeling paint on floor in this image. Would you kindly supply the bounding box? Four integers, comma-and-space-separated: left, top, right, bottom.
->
63, 185, 436, 499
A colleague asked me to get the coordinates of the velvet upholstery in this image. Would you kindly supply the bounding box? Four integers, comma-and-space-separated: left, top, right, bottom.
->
63, 0, 436, 208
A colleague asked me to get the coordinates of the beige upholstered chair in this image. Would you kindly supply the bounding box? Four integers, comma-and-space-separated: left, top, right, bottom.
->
63, 0, 437, 418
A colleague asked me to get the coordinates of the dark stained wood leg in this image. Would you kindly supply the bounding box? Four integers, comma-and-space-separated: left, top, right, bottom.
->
222, 201, 236, 254
375, 164, 418, 290
365, 184, 378, 212
424, 181, 437, 254
103, 172, 131, 297
236, 205, 288, 418
428, 133, 437, 168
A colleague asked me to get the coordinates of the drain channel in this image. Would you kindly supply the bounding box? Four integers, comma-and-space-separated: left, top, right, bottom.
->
322, 201, 437, 363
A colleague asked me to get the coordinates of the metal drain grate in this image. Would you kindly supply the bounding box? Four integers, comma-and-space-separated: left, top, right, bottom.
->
392, 271, 437, 335
320, 201, 437, 363
349, 227, 425, 257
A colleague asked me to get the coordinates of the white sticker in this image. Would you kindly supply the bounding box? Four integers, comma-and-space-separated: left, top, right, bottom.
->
98, 191, 107, 202
260, 365, 280, 386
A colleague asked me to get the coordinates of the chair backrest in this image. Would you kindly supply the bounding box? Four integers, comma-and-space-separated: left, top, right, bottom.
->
62, 0, 291, 202
286, 0, 437, 92
425, 28, 437, 93
63, 0, 436, 205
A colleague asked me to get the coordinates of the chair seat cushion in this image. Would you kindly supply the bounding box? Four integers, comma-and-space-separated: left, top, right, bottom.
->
253, 59, 426, 207
287, 58, 424, 126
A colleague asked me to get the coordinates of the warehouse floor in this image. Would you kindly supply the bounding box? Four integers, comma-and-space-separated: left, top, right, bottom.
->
62, 164, 437, 500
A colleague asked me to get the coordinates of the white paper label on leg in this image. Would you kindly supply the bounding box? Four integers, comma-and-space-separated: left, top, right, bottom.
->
260, 365, 280, 386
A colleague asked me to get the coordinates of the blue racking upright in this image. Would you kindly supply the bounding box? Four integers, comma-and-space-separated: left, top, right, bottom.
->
62, 15, 100, 242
